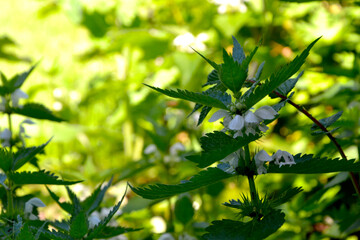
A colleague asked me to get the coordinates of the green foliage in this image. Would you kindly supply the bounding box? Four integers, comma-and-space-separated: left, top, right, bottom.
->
174, 194, 194, 225
9, 170, 81, 185
144, 84, 229, 109
203, 210, 285, 240
186, 131, 261, 168
242, 37, 320, 109
311, 111, 343, 135
130, 167, 233, 199
12, 140, 50, 171
70, 211, 88, 238
267, 154, 360, 174
13, 103, 63, 122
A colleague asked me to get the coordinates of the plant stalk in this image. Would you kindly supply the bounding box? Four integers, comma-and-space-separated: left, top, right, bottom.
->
6, 113, 14, 216
244, 145, 259, 203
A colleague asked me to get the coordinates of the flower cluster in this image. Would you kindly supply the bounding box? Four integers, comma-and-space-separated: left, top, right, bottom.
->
0, 89, 28, 111
209, 104, 278, 138
254, 150, 296, 175
218, 149, 245, 174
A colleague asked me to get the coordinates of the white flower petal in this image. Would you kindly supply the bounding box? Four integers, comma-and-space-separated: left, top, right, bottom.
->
233, 131, 243, 138
244, 111, 260, 124
11, 89, 28, 108
208, 110, 229, 122
88, 215, 101, 229
144, 144, 157, 154
254, 106, 277, 120
254, 150, 273, 163
258, 124, 269, 133
26, 197, 46, 207
170, 142, 185, 155
228, 115, 244, 130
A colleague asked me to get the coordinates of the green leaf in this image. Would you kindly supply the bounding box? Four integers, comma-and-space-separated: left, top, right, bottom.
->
269, 71, 304, 98
243, 37, 320, 109
186, 131, 261, 168
218, 44, 258, 94
191, 47, 219, 70
8, 64, 37, 92
269, 187, 303, 208
46, 186, 73, 213
145, 84, 228, 109
9, 170, 82, 185
13, 139, 50, 171
130, 167, 233, 199
218, 49, 247, 93
203, 210, 285, 240
0, 148, 13, 172
38, 229, 72, 240
82, 177, 113, 214
197, 106, 212, 126
232, 36, 245, 63
174, 194, 194, 225
86, 187, 128, 240
69, 211, 88, 239
267, 154, 360, 174
13, 103, 64, 122
16, 223, 35, 240
311, 111, 343, 131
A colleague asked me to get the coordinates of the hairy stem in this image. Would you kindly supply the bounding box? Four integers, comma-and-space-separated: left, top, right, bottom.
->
244, 145, 259, 203
246, 78, 360, 197
272, 91, 360, 197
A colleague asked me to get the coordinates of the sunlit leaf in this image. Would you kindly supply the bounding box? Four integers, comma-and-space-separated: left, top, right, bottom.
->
243, 37, 320, 109
13, 103, 64, 122
9, 170, 82, 185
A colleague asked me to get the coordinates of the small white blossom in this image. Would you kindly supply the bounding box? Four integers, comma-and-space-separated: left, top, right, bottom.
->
169, 142, 185, 156
211, 0, 249, 14
254, 150, 295, 175
11, 89, 28, 108
173, 32, 209, 52
19, 119, 35, 147
219, 149, 245, 174
144, 144, 158, 155
88, 214, 101, 229
0, 128, 12, 147
209, 105, 278, 138
179, 233, 197, 240
273, 150, 296, 167
254, 150, 273, 175
24, 197, 46, 220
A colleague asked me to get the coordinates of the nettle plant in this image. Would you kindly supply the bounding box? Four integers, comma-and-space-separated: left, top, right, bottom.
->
0, 67, 137, 239
131, 37, 360, 239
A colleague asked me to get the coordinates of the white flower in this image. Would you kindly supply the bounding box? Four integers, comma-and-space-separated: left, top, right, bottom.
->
158, 233, 175, 240
11, 89, 28, 108
273, 150, 296, 167
254, 106, 278, 120
173, 32, 209, 52
24, 197, 46, 220
169, 142, 185, 156
88, 214, 101, 229
211, 0, 249, 14
219, 149, 244, 174
254, 150, 295, 175
144, 144, 158, 155
19, 119, 35, 147
0, 128, 12, 147
254, 150, 273, 175
209, 105, 278, 138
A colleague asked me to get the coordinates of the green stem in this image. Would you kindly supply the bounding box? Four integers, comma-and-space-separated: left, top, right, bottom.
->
244, 145, 259, 203
6, 113, 14, 217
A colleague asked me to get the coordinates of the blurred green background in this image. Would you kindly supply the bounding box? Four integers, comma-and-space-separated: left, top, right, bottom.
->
1, 0, 360, 239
